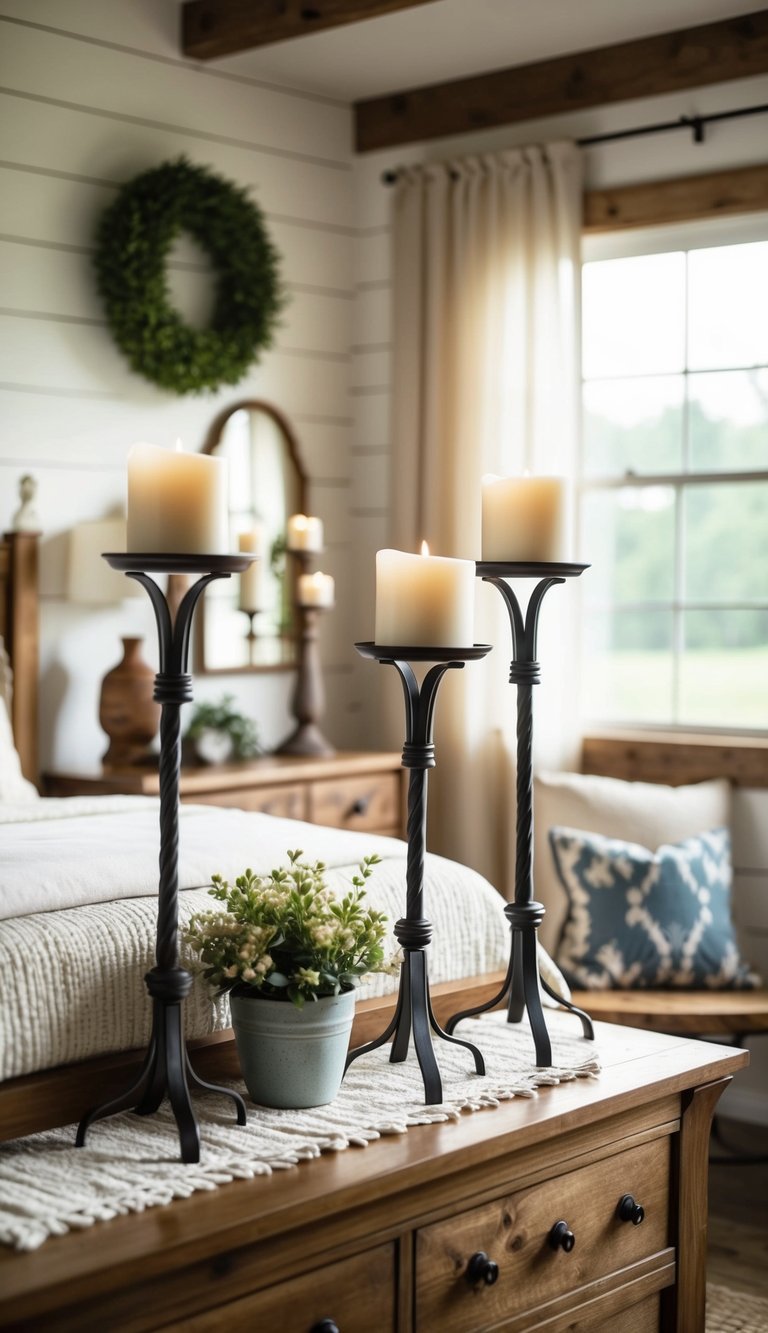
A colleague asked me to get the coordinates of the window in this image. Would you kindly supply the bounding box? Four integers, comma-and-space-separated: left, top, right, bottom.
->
579, 215, 768, 733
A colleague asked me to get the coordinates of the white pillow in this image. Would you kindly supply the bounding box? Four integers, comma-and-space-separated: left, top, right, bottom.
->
0, 696, 39, 803
534, 771, 730, 953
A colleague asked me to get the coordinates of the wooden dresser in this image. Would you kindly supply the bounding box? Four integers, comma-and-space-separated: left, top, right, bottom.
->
0, 1017, 747, 1332
43, 751, 405, 838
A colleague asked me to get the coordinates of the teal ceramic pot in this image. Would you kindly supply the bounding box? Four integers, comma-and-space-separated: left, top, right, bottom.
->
229, 988, 356, 1109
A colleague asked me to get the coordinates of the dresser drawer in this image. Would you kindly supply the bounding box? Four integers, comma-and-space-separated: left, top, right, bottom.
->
415, 1137, 670, 1332
169, 1242, 395, 1332
592, 1291, 661, 1331
309, 772, 401, 832
185, 783, 307, 819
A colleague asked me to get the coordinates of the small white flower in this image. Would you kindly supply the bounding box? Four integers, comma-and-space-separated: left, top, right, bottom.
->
296, 967, 320, 987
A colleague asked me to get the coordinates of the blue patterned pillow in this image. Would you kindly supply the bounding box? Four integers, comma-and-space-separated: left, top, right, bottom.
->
550, 826, 759, 991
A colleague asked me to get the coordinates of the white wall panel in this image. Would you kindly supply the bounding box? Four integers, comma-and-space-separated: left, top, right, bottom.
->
354, 286, 391, 344
352, 452, 390, 508
352, 349, 391, 389
0, 21, 351, 163
353, 391, 390, 449
0, 316, 349, 414
0, 3, 356, 771
0, 90, 352, 230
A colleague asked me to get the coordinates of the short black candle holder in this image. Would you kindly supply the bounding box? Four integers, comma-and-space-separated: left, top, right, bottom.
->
446, 563, 594, 1065
345, 640, 492, 1104
76, 553, 254, 1164
276, 549, 335, 758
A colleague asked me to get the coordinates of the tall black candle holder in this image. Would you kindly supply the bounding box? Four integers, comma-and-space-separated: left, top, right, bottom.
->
76, 553, 253, 1164
345, 641, 492, 1104
446, 563, 594, 1065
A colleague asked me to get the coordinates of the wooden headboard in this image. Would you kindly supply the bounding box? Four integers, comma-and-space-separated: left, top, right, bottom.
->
0, 531, 39, 784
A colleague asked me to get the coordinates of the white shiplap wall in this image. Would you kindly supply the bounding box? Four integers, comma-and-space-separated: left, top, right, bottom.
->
0, 0, 360, 764
350, 82, 768, 1123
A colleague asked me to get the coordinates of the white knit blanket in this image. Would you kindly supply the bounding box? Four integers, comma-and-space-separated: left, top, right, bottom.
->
0, 796, 417, 920
0, 1011, 600, 1251
0, 798, 519, 1080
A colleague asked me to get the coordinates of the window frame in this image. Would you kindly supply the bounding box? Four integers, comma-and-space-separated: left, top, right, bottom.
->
578, 208, 768, 738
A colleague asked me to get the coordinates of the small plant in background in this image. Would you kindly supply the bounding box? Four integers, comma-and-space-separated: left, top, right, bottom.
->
184, 694, 260, 760
184, 851, 394, 1007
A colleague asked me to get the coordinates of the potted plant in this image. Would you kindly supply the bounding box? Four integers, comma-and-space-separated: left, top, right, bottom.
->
183, 850, 393, 1108
184, 694, 260, 765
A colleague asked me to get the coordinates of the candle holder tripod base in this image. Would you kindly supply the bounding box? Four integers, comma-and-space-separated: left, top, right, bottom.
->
345, 643, 491, 1104
445, 565, 594, 1066
76, 555, 254, 1163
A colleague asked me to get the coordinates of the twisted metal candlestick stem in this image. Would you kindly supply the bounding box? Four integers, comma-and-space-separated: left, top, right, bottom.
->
445, 566, 594, 1057
76, 557, 250, 1163
346, 644, 491, 1104
156, 697, 183, 970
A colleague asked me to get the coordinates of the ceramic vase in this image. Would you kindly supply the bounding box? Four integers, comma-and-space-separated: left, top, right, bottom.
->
229, 989, 355, 1109
99, 636, 160, 769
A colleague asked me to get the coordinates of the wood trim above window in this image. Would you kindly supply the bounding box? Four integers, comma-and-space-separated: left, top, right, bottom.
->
582, 732, 768, 788
584, 162, 768, 232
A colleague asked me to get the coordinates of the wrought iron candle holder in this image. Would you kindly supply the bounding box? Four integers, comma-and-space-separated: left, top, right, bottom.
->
277, 550, 335, 758
76, 553, 253, 1164
345, 641, 492, 1104
446, 563, 594, 1065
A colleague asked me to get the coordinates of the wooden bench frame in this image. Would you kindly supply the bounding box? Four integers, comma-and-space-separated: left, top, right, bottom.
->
575, 735, 768, 1101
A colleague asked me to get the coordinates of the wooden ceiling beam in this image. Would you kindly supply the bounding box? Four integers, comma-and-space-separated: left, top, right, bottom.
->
182, 0, 441, 61
584, 162, 768, 232
355, 9, 768, 152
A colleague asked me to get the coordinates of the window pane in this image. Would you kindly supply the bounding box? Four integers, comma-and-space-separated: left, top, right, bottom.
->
688, 369, 768, 472
684, 482, 768, 602
582, 488, 676, 604
583, 610, 674, 723
583, 376, 684, 477
583, 253, 685, 378
680, 610, 768, 728
687, 241, 768, 371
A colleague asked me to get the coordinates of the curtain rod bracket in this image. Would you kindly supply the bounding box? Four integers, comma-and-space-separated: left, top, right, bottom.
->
684, 115, 706, 144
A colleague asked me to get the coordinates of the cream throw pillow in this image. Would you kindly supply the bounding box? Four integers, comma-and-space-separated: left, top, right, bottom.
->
534, 771, 730, 954
0, 696, 39, 802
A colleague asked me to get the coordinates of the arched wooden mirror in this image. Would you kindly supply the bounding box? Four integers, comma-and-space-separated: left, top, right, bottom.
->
196, 401, 307, 673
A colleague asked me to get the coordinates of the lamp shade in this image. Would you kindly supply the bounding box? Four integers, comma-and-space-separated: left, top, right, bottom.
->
67, 518, 143, 604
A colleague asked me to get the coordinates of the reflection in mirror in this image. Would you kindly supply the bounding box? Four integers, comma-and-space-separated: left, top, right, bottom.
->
198, 401, 306, 673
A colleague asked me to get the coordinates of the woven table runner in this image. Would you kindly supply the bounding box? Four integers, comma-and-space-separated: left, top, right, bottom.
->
0, 1011, 599, 1251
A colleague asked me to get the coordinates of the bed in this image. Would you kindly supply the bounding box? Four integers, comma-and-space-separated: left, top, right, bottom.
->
0, 529, 519, 1141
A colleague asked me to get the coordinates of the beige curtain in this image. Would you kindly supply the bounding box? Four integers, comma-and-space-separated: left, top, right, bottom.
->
389, 143, 583, 897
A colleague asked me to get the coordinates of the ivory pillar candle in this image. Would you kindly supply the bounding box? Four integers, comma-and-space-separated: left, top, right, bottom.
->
127, 442, 229, 554
481, 474, 569, 562
287, 514, 323, 553
298, 571, 335, 608
238, 528, 264, 612
375, 545, 475, 647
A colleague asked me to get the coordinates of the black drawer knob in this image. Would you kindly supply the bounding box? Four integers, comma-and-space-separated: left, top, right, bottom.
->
349, 796, 370, 816
618, 1194, 645, 1225
466, 1251, 499, 1286
548, 1220, 575, 1252
311, 1321, 339, 1333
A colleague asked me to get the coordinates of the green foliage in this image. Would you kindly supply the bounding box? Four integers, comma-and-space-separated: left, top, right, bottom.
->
183, 851, 394, 1007
585, 396, 768, 652
93, 158, 285, 394
185, 694, 260, 759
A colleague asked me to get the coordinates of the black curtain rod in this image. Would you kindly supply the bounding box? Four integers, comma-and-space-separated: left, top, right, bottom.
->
380, 101, 768, 184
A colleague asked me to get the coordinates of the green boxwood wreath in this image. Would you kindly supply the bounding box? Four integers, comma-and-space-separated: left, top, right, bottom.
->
94, 158, 285, 395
